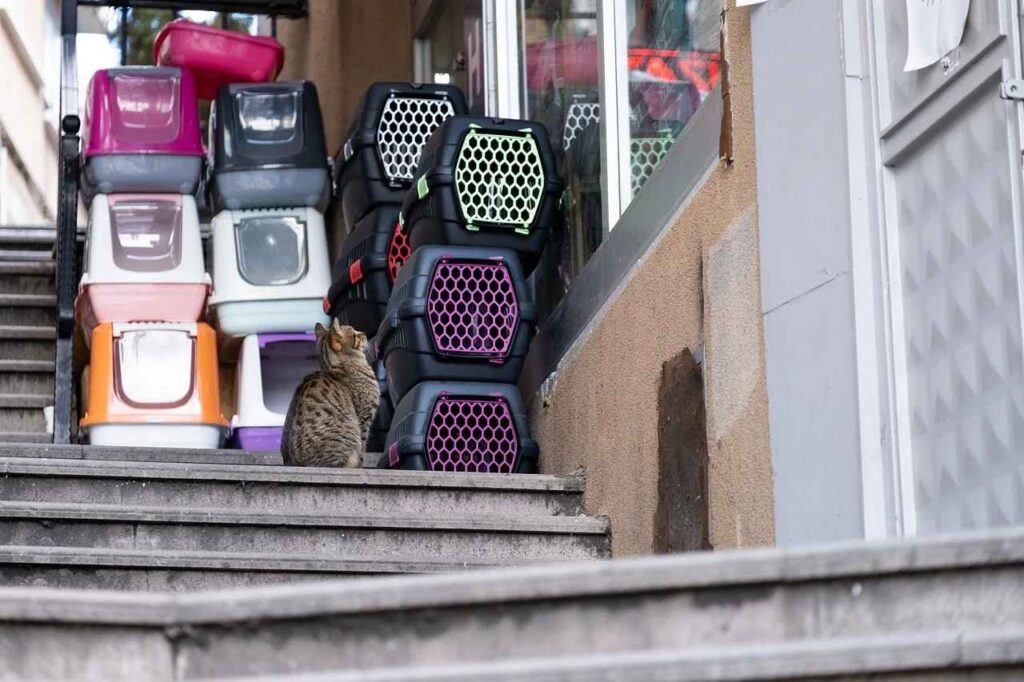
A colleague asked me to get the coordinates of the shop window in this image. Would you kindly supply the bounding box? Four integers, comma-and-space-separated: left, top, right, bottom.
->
519, 0, 602, 311
518, 0, 721, 313
626, 0, 721, 194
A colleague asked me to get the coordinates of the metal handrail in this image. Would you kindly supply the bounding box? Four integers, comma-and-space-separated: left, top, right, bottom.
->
51, 0, 307, 444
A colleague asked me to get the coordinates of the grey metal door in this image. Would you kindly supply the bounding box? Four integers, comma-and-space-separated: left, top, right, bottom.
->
873, 0, 1024, 534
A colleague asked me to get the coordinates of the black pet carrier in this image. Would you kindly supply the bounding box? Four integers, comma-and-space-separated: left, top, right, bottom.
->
399, 115, 563, 274
325, 205, 413, 335
383, 381, 538, 474
207, 81, 330, 212
376, 245, 537, 404
365, 339, 393, 454
334, 82, 468, 235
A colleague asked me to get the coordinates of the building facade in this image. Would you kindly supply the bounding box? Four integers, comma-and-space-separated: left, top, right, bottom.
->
278, 0, 1024, 555
0, 0, 61, 226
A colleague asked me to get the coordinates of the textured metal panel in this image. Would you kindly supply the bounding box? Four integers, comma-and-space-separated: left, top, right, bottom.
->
877, 0, 1002, 127
890, 56, 1024, 531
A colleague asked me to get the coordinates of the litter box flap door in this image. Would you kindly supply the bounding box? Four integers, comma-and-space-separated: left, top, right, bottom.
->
233, 86, 304, 161
110, 69, 183, 147
234, 214, 308, 286
260, 335, 318, 416
114, 325, 196, 409
109, 195, 183, 273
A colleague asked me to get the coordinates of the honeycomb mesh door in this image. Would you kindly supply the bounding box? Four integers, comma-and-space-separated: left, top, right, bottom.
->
426, 259, 518, 358
376, 95, 457, 184
563, 102, 600, 151
454, 131, 545, 231
630, 135, 674, 194
386, 223, 412, 284
424, 396, 519, 473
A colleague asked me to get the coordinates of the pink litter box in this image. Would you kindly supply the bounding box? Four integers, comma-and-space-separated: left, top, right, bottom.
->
82, 67, 203, 198
76, 194, 210, 344
153, 20, 285, 101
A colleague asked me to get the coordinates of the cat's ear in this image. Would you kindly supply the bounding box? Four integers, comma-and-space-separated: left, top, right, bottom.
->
354, 331, 368, 350
331, 317, 346, 337
314, 323, 328, 340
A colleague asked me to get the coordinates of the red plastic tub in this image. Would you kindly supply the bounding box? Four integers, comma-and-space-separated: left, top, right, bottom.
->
153, 20, 284, 100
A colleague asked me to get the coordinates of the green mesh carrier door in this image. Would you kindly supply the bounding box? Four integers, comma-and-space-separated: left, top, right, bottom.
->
630, 133, 676, 195
454, 129, 546, 234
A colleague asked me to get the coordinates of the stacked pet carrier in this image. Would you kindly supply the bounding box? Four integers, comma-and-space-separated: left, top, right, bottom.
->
161, 20, 331, 452
330, 82, 564, 473
77, 66, 227, 447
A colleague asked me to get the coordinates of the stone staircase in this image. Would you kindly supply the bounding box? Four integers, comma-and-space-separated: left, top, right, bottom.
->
0, 445, 606, 591
0, 227, 57, 444
0, 526, 1021, 680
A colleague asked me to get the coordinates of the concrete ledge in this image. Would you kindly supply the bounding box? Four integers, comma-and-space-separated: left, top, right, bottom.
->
0, 500, 610, 535
0, 457, 586, 492
212, 630, 1024, 681
0, 527, 1020, 627
0, 444, 284, 466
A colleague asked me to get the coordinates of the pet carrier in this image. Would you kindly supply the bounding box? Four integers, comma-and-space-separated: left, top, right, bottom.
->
334, 82, 467, 235
376, 245, 536, 404
208, 207, 331, 336
231, 333, 318, 452
153, 19, 285, 100
207, 81, 330, 212
81, 67, 203, 198
399, 116, 562, 274
365, 339, 392, 454
76, 194, 209, 341
80, 322, 228, 448
383, 381, 538, 473
325, 205, 410, 335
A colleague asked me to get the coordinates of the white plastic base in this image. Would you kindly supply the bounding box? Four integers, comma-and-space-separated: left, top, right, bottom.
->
211, 299, 329, 337
85, 424, 225, 449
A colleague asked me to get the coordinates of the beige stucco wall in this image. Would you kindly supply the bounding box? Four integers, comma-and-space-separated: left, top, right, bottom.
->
531, 2, 774, 556
276, 0, 414, 153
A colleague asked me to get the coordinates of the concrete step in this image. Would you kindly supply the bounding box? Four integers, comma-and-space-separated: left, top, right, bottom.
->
0, 249, 54, 261
0, 293, 55, 326
0, 272, 56, 295
0, 501, 609, 564
0, 325, 56, 340
0, 433, 51, 444
0, 443, 283, 465
0, 366, 54, 395
0, 227, 57, 248
209, 630, 1024, 681
0, 457, 584, 517
0, 337, 57, 362
0, 528, 1016, 681
0, 545, 499, 591
0, 405, 48, 432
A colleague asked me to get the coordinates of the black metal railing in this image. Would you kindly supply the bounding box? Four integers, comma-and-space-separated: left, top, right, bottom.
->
52, 0, 307, 444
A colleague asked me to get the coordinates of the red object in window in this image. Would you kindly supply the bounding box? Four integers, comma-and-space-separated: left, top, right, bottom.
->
348, 259, 364, 285
627, 49, 723, 95
386, 223, 412, 284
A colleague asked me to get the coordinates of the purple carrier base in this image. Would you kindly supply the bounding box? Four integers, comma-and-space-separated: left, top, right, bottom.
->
231, 426, 283, 452
258, 332, 317, 347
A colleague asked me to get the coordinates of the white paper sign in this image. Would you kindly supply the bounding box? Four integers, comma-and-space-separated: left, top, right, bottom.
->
904, 0, 971, 72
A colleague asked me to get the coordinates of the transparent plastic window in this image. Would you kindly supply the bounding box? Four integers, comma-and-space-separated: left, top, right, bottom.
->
116, 330, 195, 407
234, 216, 307, 286
110, 199, 183, 273
111, 72, 181, 145
237, 91, 299, 144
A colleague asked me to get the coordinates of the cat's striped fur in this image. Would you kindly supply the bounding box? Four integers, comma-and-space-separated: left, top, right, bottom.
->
281, 319, 380, 468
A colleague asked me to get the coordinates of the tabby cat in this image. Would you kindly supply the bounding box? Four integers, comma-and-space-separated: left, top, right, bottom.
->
281, 319, 380, 467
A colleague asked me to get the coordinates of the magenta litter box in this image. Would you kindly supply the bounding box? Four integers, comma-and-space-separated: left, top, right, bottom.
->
230, 332, 318, 452
81, 66, 203, 198
153, 20, 285, 101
